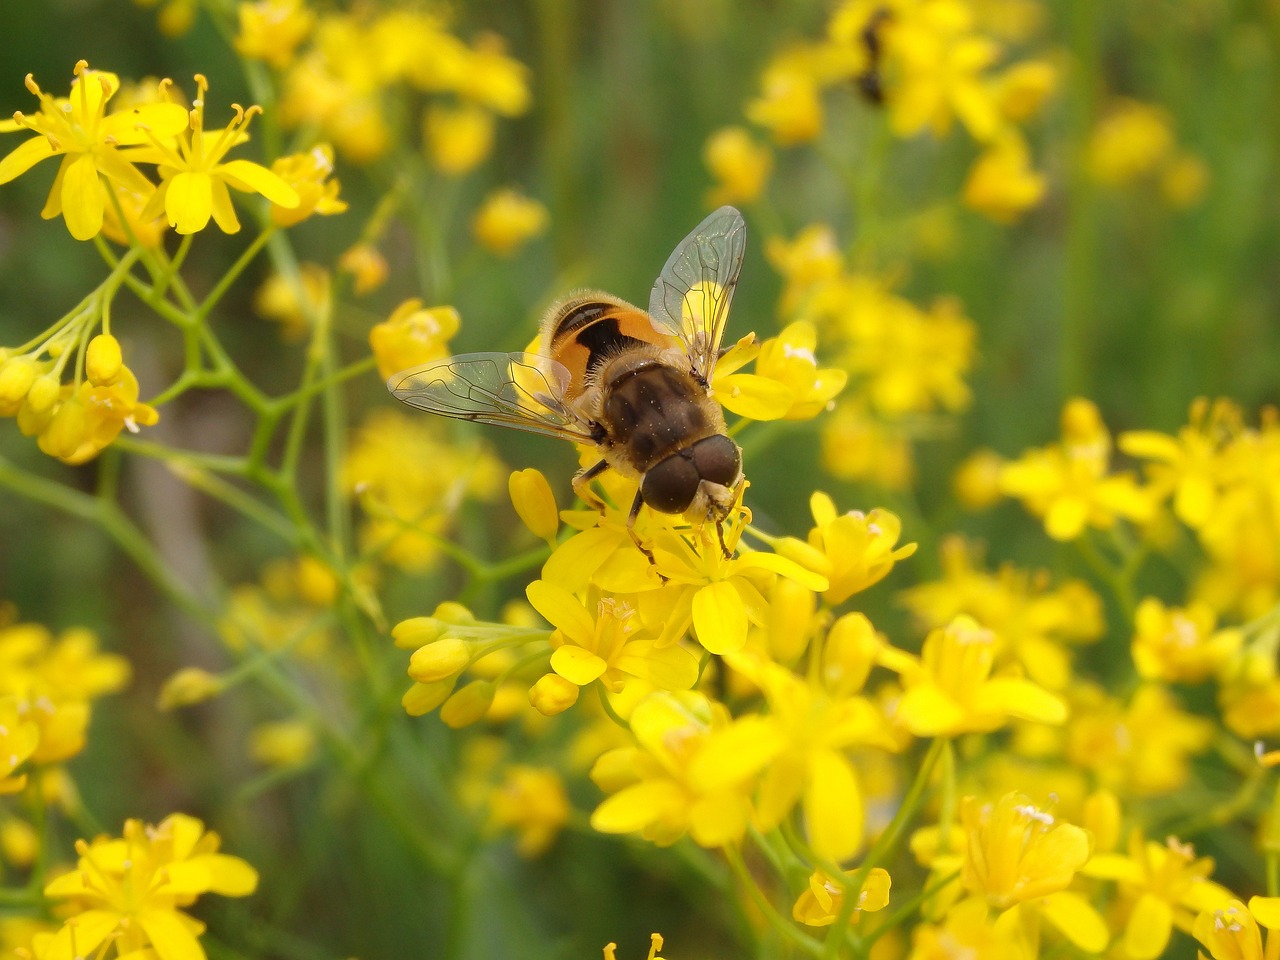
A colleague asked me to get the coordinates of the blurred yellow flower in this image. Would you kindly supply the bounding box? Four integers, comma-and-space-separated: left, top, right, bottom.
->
42, 814, 258, 960
253, 263, 330, 342
1087, 99, 1175, 186
893, 616, 1067, 736
472, 188, 549, 256
1084, 833, 1231, 959
487, 765, 569, 857
806, 492, 916, 605
338, 242, 389, 294
792, 867, 891, 926
269, 143, 347, 227
425, 103, 495, 176
703, 126, 772, 206
249, 719, 316, 769
369, 299, 461, 381
746, 64, 823, 146
1131, 596, 1241, 683
589, 691, 784, 847
963, 134, 1046, 223
0, 699, 38, 795
999, 397, 1156, 541
235, 0, 315, 69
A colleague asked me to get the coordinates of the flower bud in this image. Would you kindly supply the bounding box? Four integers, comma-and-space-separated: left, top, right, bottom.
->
408, 637, 471, 683
157, 667, 225, 710
0, 356, 39, 404
402, 678, 456, 717
509, 468, 559, 544
86, 334, 123, 386
37, 396, 87, 460
24, 374, 61, 415
440, 680, 496, 728
528, 673, 579, 717
392, 616, 445, 649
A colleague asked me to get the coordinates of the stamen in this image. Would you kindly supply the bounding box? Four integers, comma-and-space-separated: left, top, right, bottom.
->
1014, 803, 1054, 825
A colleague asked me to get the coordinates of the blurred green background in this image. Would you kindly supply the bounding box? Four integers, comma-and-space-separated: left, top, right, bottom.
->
1, 1, 1279, 957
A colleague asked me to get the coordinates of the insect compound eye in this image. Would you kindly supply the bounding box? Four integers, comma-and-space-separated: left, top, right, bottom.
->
641, 453, 701, 514
689, 435, 742, 487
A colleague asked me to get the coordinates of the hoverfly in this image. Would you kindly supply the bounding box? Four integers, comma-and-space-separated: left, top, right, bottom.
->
387, 205, 748, 559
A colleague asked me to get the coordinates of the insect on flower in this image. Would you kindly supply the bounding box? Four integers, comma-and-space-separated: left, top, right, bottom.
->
387, 206, 748, 560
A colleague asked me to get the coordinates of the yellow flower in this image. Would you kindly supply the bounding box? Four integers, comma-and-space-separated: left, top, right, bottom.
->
42, 814, 258, 960
450, 33, 531, 117
0, 62, 188, 240
886, 0, 1003, 141
253, 263, 330, 342
525, 581, 700, 694
898, 536, 1103, 690
703, 126, 772, 206
999, 397, 1156, 541
906, 897, 1027, 960
792, 867, 891, 926
487, 765, 569, 858
1119, 397, 1242, 530
821, 403, 916, 490
1064, 683, 1212, 797
959, 793, 1107, 952
471, 188, 548, 256
1087, 98, 1175, 185
248, 719, 316, 769
651, 517, 830, 655
962, 133, 1046, 224
893, 616, 1067, 736
806, 492, 916, 605
135, 74, 300, 234
1131, 596, 1242, 683
424, 103, 495, 176
765, 223, 844, 316
752, 321, 848, 420
0, 619, 129, 763
338, 242, 389, 294
953, 447, 1006, 509
1084, 833, 1232, 959
729, 653, 898, 861
746, 63, 823, 146
509, 468, 559, 545
234, 0, 315, 70
368, 298, 461, 380
1194, 898, 1280, 960
0, 698, 39, 794
589, 692, 784, 848
268, 143, 346, 227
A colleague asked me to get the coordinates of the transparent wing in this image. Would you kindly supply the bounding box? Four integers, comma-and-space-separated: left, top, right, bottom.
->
647, 205, 747, 381
387, 352, 597, 443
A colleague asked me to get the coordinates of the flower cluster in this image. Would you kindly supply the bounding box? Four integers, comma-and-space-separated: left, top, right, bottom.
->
704, 0, 1057, 223
763, 225, 977, 488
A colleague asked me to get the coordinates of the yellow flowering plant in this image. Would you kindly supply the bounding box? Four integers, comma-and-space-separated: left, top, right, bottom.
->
1, 1, 1278, 958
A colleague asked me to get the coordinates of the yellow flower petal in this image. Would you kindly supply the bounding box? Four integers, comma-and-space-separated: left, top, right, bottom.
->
166, 170, 213, 234
219, 158, 300, 208
1249, 896, 1280, 929
1124, 892, 1172, 960
692, 581, 748, 654
209, 177, 241, 234
1036, 890, 1109, 953
525, 580, 594, 644
62, 153, 105, 241
137, 906, 207, 960
714, 372, 794, 421
804, 749, 863, 861
591, 781, 683, 834
0, 134, 56, 184
550, 645, 608, 685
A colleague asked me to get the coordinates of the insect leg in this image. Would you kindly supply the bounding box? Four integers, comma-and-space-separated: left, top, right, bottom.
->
625, 490, 660, 570
715, 520, 733, 559
571, 459, 611, 512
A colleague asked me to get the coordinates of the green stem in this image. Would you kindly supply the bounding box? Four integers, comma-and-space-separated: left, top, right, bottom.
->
197, 227, 276, 321
723, 843, 824, 957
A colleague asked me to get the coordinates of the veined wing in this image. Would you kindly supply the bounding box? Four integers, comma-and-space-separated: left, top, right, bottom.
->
387, 352, 596, 443
647, 205, 747, 382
